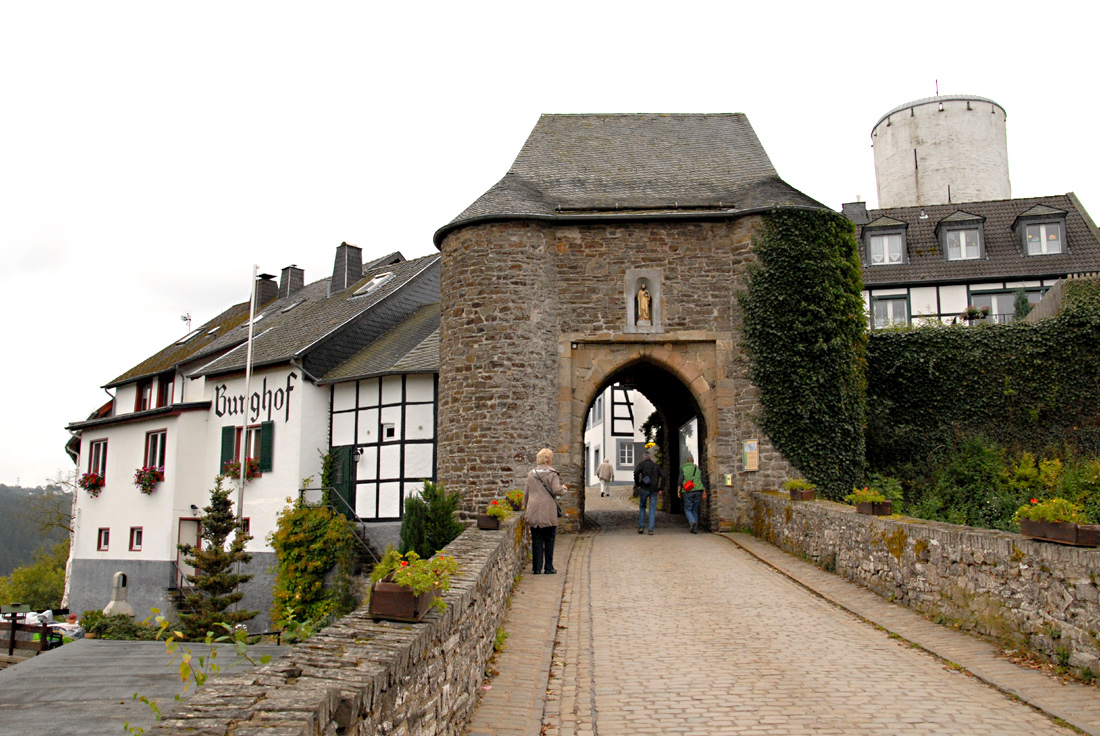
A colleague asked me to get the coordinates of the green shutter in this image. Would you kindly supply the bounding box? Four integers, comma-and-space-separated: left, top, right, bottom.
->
220, 426, 235, 467
258, 421, 275, 472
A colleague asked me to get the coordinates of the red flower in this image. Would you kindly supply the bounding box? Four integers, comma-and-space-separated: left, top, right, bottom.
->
400, 561, 408, 567
1030, 498, 1038, 504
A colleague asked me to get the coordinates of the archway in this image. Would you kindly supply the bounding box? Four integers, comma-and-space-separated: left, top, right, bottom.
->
578, 358, 707, 529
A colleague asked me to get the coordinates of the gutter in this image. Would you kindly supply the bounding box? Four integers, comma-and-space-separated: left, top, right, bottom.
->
66, 401, 211, 431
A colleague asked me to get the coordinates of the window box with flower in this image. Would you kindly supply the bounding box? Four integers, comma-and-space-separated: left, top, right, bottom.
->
506, 489, 524, 511
478, 498, 513, 530
784, 479, 816, 501
133, 466, 164, 495
1014, 498, 1100, 547
78, 472, 105, 498
368, 549, 459, 622
845, 486, 891, 516
220, 457, 261, 484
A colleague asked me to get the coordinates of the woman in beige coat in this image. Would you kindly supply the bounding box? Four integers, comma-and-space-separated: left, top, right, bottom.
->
524, 448, 565, 574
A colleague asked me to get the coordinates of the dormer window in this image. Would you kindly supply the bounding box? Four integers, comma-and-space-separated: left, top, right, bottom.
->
1013, 205, 1068, 257
863, 216, 907, 266
946, 229, 981, 260
935, 211, 986, 262
1025, 223, 1063, 255
870, 233, 904, 265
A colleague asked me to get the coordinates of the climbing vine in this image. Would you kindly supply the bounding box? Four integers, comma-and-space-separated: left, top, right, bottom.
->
740, 209, 867, 499
268, 497, 359, 627
866, 278, 1100, 469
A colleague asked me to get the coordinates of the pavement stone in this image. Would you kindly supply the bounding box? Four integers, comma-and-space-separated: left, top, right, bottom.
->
464, 485, 1098, 735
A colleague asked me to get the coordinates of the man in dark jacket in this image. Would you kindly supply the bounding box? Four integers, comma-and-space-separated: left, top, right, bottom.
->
634, 446, 663, 535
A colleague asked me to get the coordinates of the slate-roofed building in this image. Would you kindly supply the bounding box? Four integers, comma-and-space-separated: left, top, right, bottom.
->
845, 194, 1100, 328
65, 244, 441, 627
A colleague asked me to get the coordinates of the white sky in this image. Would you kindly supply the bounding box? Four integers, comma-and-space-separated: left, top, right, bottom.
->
2, 1, 1098, 486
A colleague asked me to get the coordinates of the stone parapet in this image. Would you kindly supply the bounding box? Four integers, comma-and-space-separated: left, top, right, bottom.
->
147, 518, 530, 736
751, 492, 1100, 673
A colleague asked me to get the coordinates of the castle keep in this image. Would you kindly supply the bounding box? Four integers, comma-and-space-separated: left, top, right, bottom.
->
434, 114, 826, 530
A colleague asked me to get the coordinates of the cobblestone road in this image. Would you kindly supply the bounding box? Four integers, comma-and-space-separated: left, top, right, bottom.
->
542, 490, 1075, 736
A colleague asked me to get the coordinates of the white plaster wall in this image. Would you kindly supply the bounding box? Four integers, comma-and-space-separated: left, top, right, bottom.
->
582, 386, 655, 484
938, 285, 970, 314
874, 97, 1010, 208
909, 286, 938, 316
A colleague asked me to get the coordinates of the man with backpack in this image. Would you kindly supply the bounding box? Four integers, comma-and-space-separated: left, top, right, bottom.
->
634, 445, 663, 535
677, 453, 706, 534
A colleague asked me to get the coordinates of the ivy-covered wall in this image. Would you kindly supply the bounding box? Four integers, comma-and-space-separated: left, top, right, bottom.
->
741, 210, 868, 499
866, 278, 1100, 468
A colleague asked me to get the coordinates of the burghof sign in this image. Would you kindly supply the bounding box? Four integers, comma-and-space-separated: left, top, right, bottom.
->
215, 372, 298, 424
743, 439, 759, 472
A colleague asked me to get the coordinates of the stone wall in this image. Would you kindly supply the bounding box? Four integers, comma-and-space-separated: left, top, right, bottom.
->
148, 519, 530, 736
751, 492, 1100, 673
438, 217, 798, 532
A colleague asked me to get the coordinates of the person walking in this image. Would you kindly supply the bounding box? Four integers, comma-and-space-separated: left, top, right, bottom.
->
634, 446, 663, 535
677, 453, 706, 534
596, 457, 614, 497
525, 448, 565, 574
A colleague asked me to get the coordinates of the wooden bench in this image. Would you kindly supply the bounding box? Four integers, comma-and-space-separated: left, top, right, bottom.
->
1, 605, 62, 657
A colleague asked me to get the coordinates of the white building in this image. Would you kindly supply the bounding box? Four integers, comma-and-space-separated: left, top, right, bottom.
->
65, 245, 440, 628
582, 385, 656, 486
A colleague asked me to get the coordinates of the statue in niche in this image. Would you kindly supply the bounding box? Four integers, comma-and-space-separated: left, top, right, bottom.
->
636, 282, 652, 323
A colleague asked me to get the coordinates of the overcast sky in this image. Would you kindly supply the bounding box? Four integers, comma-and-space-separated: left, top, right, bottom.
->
2, 2, 1098, 487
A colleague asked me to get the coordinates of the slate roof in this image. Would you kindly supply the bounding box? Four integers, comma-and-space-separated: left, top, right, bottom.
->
194, 255, 440, 378
107, 254, 439, 387
320, 303, 440, 383
435, 113, 825, 245
852, 194, 1100, 287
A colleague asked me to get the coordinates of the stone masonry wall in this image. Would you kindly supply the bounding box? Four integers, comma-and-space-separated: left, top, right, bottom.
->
751, 492, 1100, 674
148, 519, 530, 736
439, 217, 798, 532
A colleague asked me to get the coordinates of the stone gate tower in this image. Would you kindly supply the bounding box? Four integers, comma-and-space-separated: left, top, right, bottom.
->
433, 113, 826, 530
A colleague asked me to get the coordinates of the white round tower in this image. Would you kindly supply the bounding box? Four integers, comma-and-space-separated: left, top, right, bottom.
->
872, 95, 1010, 209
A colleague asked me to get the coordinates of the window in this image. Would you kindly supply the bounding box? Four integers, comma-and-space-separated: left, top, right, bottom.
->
946, 228, 981, 260
587, 394, 604, 429
382, 423, 396, 440
1025, 223, 1063, 255
129, 527, 143, 551
220, 421, 274, 473
97, 528, 110, 551
88, 439, 108, 477
136, 380, 153, 412
145, 430, 167, 469
353, 272, 394, 296
869, 233, 904, 265
872, 297, 909, 329
970, 290, 1043, 324
157, 374, 174, 407
617, 439, 635, 467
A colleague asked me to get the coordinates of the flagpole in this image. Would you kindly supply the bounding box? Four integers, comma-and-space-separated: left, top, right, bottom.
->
238, 265, 258, 521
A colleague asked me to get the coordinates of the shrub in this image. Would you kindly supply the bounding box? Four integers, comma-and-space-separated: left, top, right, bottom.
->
399, 481, 463, 559
79, 610, 160, 640
1013, 498, 1087, 525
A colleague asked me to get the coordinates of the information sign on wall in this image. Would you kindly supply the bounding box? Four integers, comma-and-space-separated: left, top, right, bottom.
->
742, 439, 759, 472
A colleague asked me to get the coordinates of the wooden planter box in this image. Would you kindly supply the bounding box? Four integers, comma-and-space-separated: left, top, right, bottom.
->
368, 580, 440, 622
507, 499, 522, 511
1020, 519, 1100, 547
477, 513, 500, 530
856, 501, 892, 516
789, 489, 815, 501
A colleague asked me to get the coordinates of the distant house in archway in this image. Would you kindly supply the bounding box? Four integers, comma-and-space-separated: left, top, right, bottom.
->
433, 113, 828, 530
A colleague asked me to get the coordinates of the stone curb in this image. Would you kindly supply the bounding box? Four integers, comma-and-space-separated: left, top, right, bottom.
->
723, 531, 1100, 736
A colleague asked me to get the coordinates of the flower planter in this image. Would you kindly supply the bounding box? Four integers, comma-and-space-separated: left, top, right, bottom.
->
1020, 519, 1100, 547
507, 499, 522, 511
789, 489, 815, 501
368, 579, 441, 622
477, 513, 500, 530
856, 501, 892, 516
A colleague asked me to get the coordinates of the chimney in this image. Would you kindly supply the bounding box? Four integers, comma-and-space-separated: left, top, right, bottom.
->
841, 201, 870, 225
330, 242, 363, 295
279, 264, 305, 299
255, 273, 278, 306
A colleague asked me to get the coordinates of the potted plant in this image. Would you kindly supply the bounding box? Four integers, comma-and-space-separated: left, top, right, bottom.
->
133, 466, 164, 495
506, 489, 524, 511
845, 486, 891, 516
78, 472, 105, 498
220, 457, 260, 484
368, 549, 458, 622
478, 499, 512, 530
784, 479, 815, 501
1014, 498, 1100, 547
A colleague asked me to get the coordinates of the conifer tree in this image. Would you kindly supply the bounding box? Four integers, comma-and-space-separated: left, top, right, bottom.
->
398, 481, 463, 559
177, 477, 257, 639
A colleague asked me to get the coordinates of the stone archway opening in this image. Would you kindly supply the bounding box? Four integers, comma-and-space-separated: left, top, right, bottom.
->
579, 358, 707, 528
